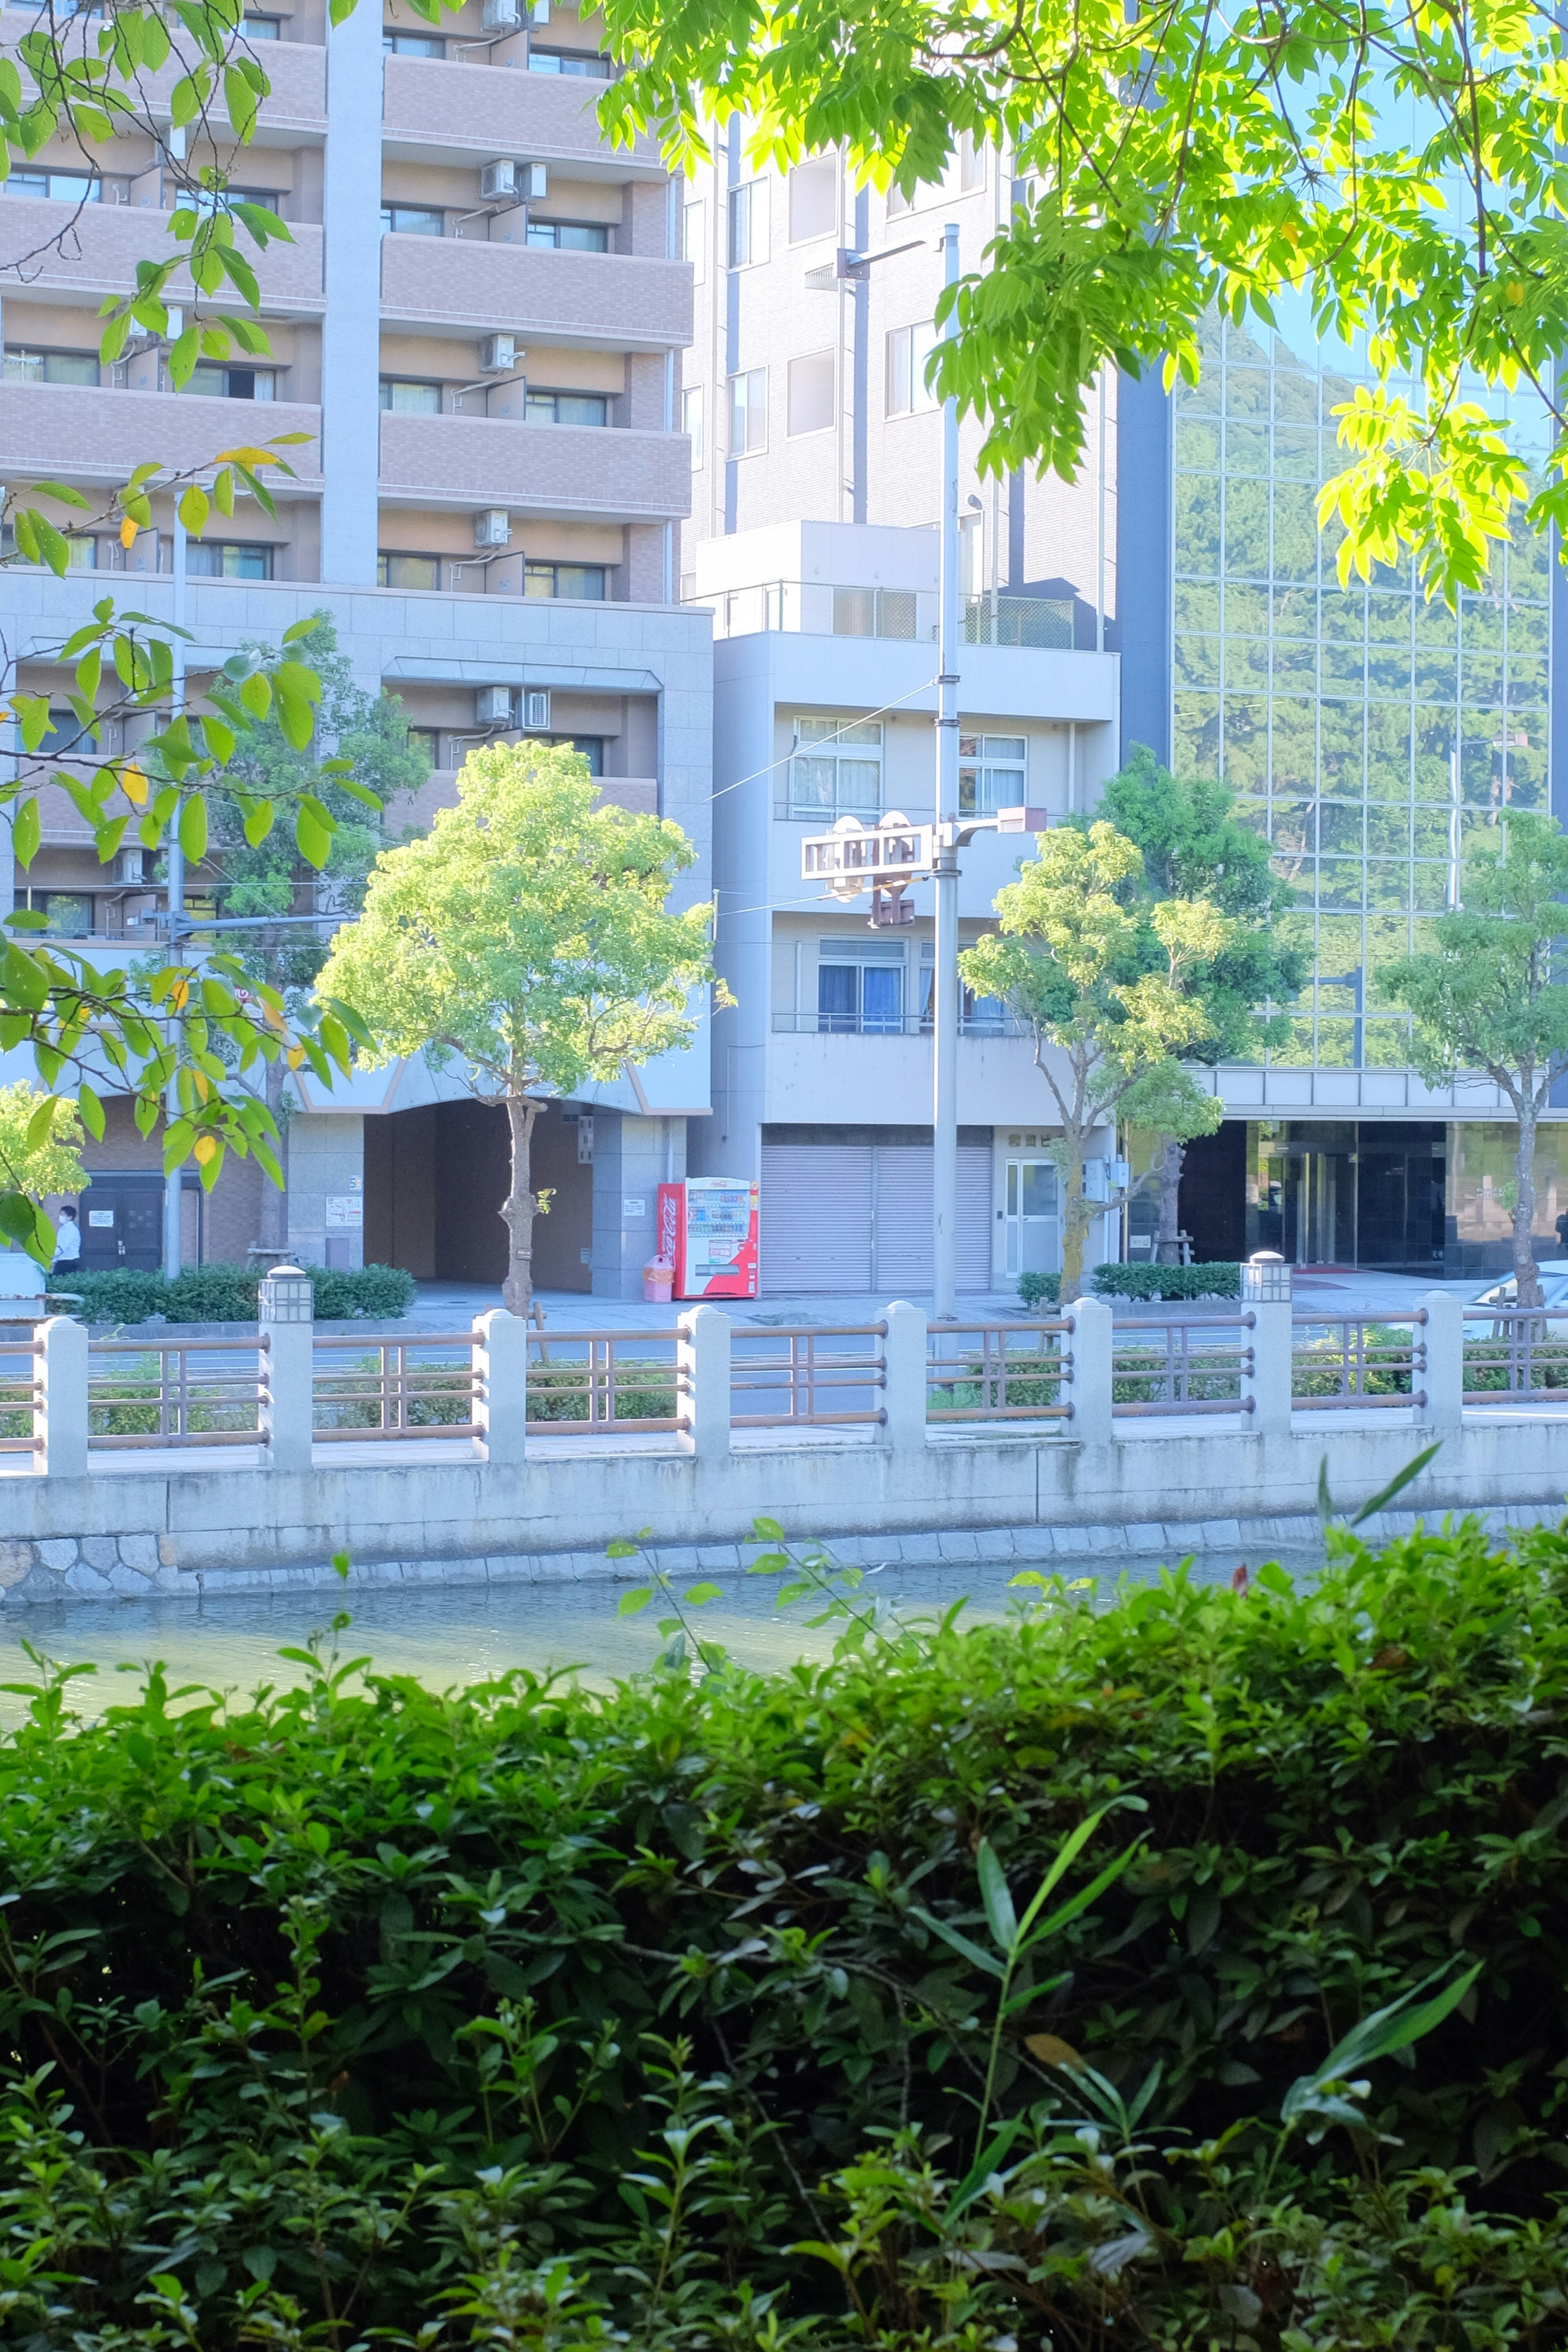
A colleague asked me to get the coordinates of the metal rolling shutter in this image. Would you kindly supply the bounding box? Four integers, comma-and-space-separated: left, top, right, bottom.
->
870, 1144, 995, 1294
760, 1144, 874, 1293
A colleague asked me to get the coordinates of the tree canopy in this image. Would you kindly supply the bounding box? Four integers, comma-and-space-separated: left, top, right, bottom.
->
600, 0, 1568, 605
961, 820, 1229, 1297
1382, 809, 1568, 1305
315, 744, 719, 1311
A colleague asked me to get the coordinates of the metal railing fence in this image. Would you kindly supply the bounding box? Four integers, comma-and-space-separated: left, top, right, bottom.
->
1112, 1317, 1256, 1417
313, 1333, 480, 1440
524, 1329, 685, 1434
730, 1324, 888, 1427
1291, 1312, 1429, 1409
926, 1319, 1073, 1421
1462, 1307, 1568, 1403
0, 1339, 39, 1453
88, 1336, 265, 1449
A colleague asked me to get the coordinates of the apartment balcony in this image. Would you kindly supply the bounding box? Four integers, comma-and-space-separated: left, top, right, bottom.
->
0, 382, 323, 490
695, 579, 1076, 649
378, 411, 689, 522
379, 235, 690, 351
381, 54, 663, 175
764, 1021, 1045, 1126
0, 9, 326, 131
0, 200, 324, 311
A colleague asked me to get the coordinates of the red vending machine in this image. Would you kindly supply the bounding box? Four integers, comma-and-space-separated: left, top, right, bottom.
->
656, 1178, 760, 1300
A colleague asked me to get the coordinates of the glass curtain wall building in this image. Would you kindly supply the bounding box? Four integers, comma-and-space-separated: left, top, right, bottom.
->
1134, 314, 1567, 1271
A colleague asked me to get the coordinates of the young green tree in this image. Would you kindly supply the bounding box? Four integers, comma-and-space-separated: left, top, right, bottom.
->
0, 1086, 88, 1207
1381, 811, 1568, 1310
1096, 746, 1304, 1260
600, 0, 1568, 607
207, 620, 428, 1249
960, 822, 1229, 1300
315, 743, 720, 1314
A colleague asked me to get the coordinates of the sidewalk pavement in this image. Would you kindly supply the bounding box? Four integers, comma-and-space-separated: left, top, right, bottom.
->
403, 1266, 1486, 1334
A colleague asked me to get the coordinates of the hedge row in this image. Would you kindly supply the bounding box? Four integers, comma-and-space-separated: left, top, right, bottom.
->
56, 1258, 418, 1324
5, 1521, 1568, 2344
1018, 1260, 1242, 1308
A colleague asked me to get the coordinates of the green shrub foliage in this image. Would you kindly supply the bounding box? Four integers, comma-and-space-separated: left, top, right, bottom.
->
5, 1526, 1568, 2346
59, 1259, 416, 1324
1091, 1259, 1243, 1299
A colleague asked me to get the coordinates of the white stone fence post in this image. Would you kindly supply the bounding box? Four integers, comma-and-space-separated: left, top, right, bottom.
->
259, 1266, 314, 1473
38, 1314, 87, 1479
882, 1301, 927, 1450
1242, 1299, 1293, 1435
1065, 1296, 1114, 1443
474, 1308, 529, 1463
679, 1305, 731, 1458
1417, 1291, 1464, 1431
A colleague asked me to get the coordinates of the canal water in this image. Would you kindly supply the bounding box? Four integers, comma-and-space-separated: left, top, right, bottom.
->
0, 1547, 1324, 1722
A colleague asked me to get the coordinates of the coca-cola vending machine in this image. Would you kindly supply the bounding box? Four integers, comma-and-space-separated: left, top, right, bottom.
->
656, 1178, 759, 1301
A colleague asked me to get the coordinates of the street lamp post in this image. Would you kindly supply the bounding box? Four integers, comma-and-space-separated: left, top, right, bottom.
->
162, 504, 187, 1282
932, 220, 961, 1321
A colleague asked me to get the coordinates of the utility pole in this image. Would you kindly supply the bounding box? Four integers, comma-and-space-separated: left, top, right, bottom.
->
162, 504, 186, 1282
932, 221, 961, 1321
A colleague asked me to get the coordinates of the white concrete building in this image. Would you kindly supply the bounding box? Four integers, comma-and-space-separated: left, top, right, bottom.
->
0, 0, 712, 1296
677, 125, 1123, 1293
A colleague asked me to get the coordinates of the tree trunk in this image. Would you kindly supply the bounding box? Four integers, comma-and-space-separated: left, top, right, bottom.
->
1513, 1107, 1543, 1308
1059, 1135, 1090, 1302
501, 1092, 542, 1314
255, 1054, 288, 1253
1155, 1135, 1185, 1264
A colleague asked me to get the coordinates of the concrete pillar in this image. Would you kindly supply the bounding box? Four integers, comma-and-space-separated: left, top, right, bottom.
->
38, 1314, 87, 1479
1243, 1299, 1293, 1436
475, 1308, 528, 1464
320, 0, 383, 583
1067, 1296, 1114, 1445
882, 1299, 927, 1451
678, 1304, 730, 1458
1418, 1290, 1464, 1431
261, 1320, 314, 1473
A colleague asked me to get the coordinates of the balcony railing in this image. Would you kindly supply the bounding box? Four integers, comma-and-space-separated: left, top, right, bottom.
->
771, 1010, 1027, 1038
688, 579, 1076, 648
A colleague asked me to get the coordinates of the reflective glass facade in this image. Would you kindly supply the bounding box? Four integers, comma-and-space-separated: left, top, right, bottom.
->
1170, 317, 1551, 1070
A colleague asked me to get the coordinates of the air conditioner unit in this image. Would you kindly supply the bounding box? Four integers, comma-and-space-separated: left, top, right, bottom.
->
115, 848, 144, 886
474, 508, 511, 549
481, 0, 522, 28
524, 162, 547, 199
522, 689, 551, 731
480, 159, 518, 202
480, 332, 516, 373
475, 685, 513, 727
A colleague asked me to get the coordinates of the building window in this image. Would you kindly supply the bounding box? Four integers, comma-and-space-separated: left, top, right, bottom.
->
682, 198, 705, 280
528, 732, 604, 774
524, 389, 608, 425
379, 377, 442, 413
185, 362, 274, 399
47, 706, 96, 752
406, 725, 440, 766
727, 366, 767, 456
185, 540, 274, 579
524, 562, 606, 599
959, 733, 1026, 815
378, 552, 441, 590
4, 170, 100, 202
242, 14, 281, 35
787, 349, 835, 437
526, 218, 609, 251
727, 179, 769, 268
191, 184, 280, 216
380, 204, 444, 235
41, 893, 93, 939
683, 384, 704, 469
817, 938, 904, 1035
886, 322, 938, 416
4, 347, 98, 385
382, 29, 444, 52
788, 155, 838, 244
789, 716, 882, 816
527, 46, 611, 75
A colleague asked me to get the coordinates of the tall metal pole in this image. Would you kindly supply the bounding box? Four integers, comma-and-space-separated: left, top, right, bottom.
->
932, 221, 961, 1320
162, 505, 187, 1281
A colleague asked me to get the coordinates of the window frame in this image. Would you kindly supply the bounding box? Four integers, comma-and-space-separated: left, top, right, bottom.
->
726, 179, 770, 269
727, 365, 767, 457
787, 155, 839, 246
682, 383, 704, 469
787, 348, 836, 438
682, 197, 705, 280
377, 551, 443, 591
185, 539, 275, 581
523, 561, 607, 601
378, 377, 444, 414
379, 203, 445, 236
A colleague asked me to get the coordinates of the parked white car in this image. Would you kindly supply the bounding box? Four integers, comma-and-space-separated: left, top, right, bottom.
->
1469, 1263, 1568, 1312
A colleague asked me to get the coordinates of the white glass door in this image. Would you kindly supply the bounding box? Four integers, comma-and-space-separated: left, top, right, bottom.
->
1004, 1159, 1060, 1277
